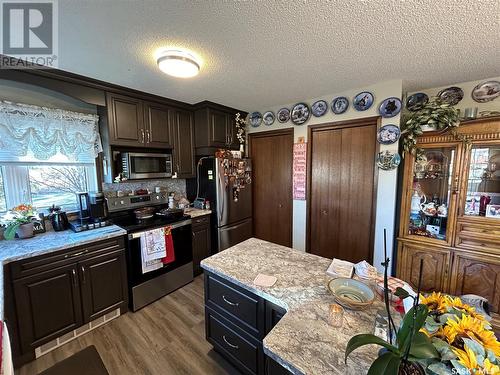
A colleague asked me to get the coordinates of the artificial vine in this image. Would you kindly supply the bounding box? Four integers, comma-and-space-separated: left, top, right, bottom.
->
400, 97, 460, 156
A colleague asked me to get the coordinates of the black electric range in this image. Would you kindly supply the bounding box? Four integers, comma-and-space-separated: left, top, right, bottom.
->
106, 195, 194, 311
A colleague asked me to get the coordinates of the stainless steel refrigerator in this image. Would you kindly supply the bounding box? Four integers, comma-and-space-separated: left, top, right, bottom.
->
189, 156, 252, 253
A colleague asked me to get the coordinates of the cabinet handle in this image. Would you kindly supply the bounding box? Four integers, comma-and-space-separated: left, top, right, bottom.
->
71, 269, 77, 287
140, 129, 145, 143
222, 335, 239, 349
64, 249, 88, 259
146, 129, 151, 143
222, 295, 239, 307
81, 265, 86, 284
452, 175, 459, 194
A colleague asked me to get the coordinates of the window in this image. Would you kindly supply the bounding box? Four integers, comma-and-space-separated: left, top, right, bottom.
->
0, 101, 101, 213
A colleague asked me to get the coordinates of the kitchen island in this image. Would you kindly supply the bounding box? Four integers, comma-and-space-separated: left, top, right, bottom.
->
201, 238, 386, 375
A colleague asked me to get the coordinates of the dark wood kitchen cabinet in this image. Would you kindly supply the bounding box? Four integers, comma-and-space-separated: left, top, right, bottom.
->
170, 108, 195, 178
194, 101, 245, 155
106, 92, 145, 147
13, 264, 83, 354
6, 236, 128, 365
79, 250, 128, 322
107, 93, 174, 149
192, 215, 211, 276
204, 272, 291, 375
144, 101, 173, 148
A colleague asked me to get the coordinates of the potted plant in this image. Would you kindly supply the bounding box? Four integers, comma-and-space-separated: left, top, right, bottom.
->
345, 231, 439, 374
401, 98, 460, 156
235, 112, 247, 155
3, 204, 36, 240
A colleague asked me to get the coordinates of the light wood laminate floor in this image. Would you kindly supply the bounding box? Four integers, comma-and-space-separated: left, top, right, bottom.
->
17, 275, 240, 375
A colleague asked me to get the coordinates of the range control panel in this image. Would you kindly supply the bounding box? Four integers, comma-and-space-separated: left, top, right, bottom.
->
106, 193, 168, 212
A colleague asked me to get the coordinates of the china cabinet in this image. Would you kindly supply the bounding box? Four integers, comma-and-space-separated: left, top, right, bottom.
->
397, 117, 500, 328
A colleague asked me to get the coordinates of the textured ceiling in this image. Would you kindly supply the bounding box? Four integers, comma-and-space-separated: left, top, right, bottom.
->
56, 0, 500, 110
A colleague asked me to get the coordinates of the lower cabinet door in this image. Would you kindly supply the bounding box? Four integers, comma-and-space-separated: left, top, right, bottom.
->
192, 222, 211, 276
449, 250, 500, 315
13, 264, 83, 353
79, 250, 128, 322
397, 242, 451, 293
206, 307, 264, 375
266, 356, 292, 375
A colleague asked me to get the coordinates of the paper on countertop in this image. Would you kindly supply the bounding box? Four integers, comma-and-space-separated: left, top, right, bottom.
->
254, 274, 277, 287
326, 258, 355, 278
354, 260, 378, 279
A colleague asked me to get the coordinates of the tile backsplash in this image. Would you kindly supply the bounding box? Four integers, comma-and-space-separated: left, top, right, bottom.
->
102, 179, 186, 198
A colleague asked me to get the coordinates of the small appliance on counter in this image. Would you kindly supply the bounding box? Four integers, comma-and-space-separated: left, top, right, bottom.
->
48, 204, 69, 231
69, 192, 111, 232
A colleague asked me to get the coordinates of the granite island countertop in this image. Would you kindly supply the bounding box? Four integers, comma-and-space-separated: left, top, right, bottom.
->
201, 238, 387, 375
0, 225, 126, 319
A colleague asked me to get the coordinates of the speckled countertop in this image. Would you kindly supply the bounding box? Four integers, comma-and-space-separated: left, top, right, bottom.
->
184, 207, 212, 218
201, 238, 387, 375
0, 225, 126, 319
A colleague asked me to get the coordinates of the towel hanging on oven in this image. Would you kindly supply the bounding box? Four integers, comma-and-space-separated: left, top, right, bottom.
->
140, 227, 167, 274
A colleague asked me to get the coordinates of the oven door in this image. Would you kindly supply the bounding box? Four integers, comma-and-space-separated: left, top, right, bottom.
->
126, 152, 173, 179
126, 220, 192, 286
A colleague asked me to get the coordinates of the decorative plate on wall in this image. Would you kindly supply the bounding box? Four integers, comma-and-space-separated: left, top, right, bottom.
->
376, 151, 401, 170
472, 81, 500, 103
263, 111, 275, 126
291, 103, 310, 125
378, 97, 402, 118
353, 92, 374, 111
277, 108, 290, 123
249, 112, 263, 127
311, 100, 328, 117
406, 92, 429, 111
331, 96, 349, 114
377, 124, 401, 145
437, 86, 464, 105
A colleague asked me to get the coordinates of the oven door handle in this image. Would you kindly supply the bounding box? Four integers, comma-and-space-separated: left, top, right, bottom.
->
128, 219, 192, 239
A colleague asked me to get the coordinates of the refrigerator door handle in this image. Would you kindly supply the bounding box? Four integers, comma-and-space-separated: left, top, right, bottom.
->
217, 160, 225, 225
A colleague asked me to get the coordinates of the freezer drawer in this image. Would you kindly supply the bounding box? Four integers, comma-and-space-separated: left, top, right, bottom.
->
218, 218, 253, 252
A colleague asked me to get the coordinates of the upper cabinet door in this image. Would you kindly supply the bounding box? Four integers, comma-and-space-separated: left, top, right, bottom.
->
144, 102, 172, 148
106, 93, 145, 147
171, 109, 195, 178
209, 109, 230, 147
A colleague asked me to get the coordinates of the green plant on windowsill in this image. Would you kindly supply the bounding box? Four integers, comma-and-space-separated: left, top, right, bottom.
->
401, 98, 460, 157
345, 231, 439, 374
3, 204, 36, 240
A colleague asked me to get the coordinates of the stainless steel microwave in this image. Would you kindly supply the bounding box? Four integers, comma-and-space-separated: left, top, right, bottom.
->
121, 152, 173, 179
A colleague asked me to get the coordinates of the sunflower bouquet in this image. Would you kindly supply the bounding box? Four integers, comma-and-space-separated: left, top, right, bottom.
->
419, 292, 500, 374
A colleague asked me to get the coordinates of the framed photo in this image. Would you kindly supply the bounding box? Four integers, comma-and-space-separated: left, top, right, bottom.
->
32, 213, 47, 234
486, 204, 500, 219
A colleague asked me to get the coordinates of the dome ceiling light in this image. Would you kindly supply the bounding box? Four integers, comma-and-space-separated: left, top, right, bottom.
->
156, 49, 200, 78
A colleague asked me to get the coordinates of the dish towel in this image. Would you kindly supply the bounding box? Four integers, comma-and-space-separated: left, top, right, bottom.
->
140, 227, 167, 274
161, 226, 176, 265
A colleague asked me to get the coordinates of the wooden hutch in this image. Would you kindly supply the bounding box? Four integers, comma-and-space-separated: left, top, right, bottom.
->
397, 117, 500, 327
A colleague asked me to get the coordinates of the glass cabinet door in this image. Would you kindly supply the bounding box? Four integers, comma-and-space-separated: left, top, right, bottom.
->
407, 146, 458, 241
462, 145, 500, 218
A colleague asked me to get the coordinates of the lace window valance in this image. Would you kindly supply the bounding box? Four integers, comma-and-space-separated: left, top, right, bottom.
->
0, 101, 102, 162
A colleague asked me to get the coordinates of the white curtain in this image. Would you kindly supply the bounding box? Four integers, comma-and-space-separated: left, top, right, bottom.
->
0, 101, 101, 162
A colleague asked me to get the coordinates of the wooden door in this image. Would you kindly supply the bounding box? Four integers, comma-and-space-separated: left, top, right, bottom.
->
106, 93, 145, 147
308, 119, 377, 262
79, 250, 128, 323
209, 109, 230, 147
249, 130, 293, 247
397, 242, 451, 292
449, 250, 500, 315
144, 102, 172, 148
13, 264, 83, 353
171, 109, 195, 178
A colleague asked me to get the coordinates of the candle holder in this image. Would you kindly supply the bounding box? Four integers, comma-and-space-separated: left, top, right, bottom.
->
328, 303, 344, 327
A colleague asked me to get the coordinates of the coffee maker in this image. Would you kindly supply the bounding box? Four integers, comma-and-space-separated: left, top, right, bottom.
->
69, 192, 110, 232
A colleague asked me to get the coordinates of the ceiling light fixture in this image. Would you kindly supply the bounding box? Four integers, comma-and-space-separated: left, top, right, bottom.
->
156, 49, 200, 78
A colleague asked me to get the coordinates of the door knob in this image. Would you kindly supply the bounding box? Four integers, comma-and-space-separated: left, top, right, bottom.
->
278, 203, 283, 208
322, 210, 327, 215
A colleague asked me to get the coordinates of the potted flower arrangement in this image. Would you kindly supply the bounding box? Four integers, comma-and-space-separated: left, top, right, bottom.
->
235, 112, 247, 155
417, 292, 500, 374
3, 204, 36, 240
